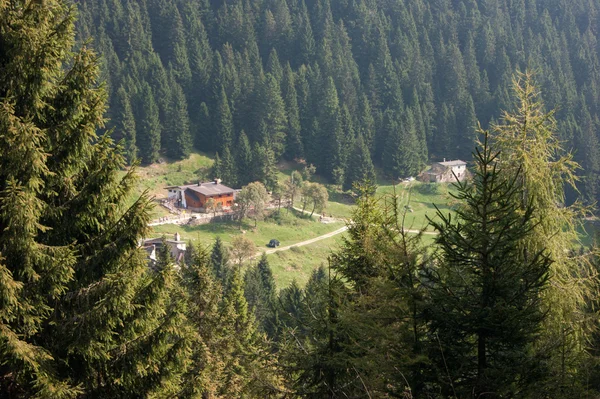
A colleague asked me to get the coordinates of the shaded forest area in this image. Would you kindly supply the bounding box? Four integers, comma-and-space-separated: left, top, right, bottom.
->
77, 0, 600, 204
3, 1, 600, 397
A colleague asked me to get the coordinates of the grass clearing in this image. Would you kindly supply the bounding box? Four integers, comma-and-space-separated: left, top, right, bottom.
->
267, 234, 344, 288
127, 152, 214, 219
136, 154, 597, 289
150, 209, 344, 250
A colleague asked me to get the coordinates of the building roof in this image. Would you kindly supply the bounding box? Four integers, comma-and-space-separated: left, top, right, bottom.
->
143, 237, 186, 245
187, 182, 235, 197
437, 160, 467, 167
166, 181, 235, 196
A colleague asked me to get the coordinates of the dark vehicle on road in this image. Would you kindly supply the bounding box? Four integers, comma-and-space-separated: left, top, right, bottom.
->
267, 239, 280, 248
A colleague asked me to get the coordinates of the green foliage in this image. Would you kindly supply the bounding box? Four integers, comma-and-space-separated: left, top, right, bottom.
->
426, 133, 551, 397
210, 236, 230, 286
74, 0, 600, 213
236, 130, 254, 186
0, 1, 189, 395
135, 82, 162, 164
491, 72, 596, 396
244, 254, 278, 337
343, 134, 376, 191
164, 77, 192, 160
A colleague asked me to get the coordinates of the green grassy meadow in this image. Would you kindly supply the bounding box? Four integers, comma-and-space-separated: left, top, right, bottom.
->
267, 234, 345, 288
133, 153, 459, 288
135, 152, 597, 289
151, 210, 344, 249
127, 153, 215, 219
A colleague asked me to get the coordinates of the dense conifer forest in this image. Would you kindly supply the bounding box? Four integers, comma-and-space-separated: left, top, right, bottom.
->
2, 0, 600, 398
77, 0, 600, 204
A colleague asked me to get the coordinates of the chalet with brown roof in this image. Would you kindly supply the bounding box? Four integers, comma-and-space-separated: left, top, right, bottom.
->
166, 179, 235, 211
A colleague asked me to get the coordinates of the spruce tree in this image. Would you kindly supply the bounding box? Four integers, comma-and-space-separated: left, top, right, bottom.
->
135, 82, 162, 164
358, 94, 375, 153
382, 109, 421, 179
319, 77, 343, 179
0, 1, 190, 396
252, 141, 279, 192
210, 237, 230, 286
236, 130, 253, 186
217, 270, 278, 397
282, 63, 303, 160
214, 85, 234, 154
343, 134, 376, 191
244, 254, 277, 336
164, 77, 192, 160
113, 85, 138, 163
257, 73, 288, 159
426, 133, 551, 397
220, 145, 238, 188
180, 243, 224, 397
195, 101, 212, 151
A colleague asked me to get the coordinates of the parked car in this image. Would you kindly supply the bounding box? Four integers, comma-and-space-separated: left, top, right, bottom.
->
267, 239, 280, 248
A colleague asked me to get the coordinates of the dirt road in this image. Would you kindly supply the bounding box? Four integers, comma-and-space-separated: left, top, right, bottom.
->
257, 226, 349, 257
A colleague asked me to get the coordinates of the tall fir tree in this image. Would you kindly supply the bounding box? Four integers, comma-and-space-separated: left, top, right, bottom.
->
282, 63, 304, 160
257, 73, 288, 159
244, 254, 278, 336
195, 101, 212, 151
135, 81, 162, 164
220, 145, 238, 187
214, 85, 234, 154
0, 1, 190, 396
210, 237, 230, 286
236, 130, 254, 186
164, 77, 192, 160
113, 85, 138, 163
180, 243, 224, 397
343, 134, 376, 191
426, 133, 551, 397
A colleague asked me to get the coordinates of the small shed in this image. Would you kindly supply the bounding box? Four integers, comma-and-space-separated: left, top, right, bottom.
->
142, 233, 187, 264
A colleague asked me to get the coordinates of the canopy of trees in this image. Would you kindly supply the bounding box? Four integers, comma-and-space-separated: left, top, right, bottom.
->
3, 0, 600, 398
75, 0, 600, 203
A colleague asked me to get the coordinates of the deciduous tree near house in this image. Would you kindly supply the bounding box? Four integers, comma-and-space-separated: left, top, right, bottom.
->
284, 170, 303, 212
206, 197, 218, 217
308, 183, 328, 217
299, 182, 328, 217
230, 235, 256, 270
236, 181, 269, 228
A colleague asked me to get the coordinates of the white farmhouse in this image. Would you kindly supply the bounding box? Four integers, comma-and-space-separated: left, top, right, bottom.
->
420, 159, 468, 183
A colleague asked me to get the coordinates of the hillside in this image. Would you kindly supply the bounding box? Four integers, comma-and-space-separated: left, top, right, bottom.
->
136, 152, 459, 283
76, 0, 600, 207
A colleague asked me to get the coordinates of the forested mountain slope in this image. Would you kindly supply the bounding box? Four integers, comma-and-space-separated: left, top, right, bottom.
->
76, 0, 600, 203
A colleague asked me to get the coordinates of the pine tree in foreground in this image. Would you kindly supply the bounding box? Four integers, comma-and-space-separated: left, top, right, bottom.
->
244, 254, 278, 337
0, 1, 190, 396
426, 132, 551, 397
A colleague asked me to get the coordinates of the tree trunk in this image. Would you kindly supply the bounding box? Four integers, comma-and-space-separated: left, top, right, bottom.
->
310, 202, 316, 218
477, 332, 487, 393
